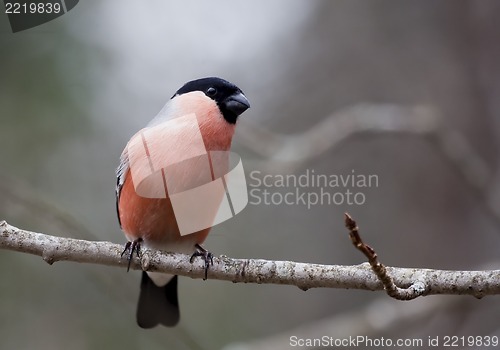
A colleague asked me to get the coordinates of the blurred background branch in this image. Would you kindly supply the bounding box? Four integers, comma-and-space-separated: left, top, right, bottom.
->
224, 295, 461, 350
238, 104, 440, 166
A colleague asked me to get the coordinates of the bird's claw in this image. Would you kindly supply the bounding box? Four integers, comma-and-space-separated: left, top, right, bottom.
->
190, 243, 213, 280
121, 238, 142, 272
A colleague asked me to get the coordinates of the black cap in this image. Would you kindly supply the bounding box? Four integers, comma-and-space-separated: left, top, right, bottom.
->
174, 77, 250, 124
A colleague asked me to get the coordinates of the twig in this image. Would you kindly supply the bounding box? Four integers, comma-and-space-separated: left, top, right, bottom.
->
1, 220, 499, 297
344, 213, 427, 300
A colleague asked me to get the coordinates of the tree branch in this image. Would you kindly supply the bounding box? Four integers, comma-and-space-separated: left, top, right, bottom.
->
1, 219, 499, 298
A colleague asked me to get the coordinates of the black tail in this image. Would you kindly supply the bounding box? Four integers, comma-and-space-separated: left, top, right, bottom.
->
136, 272, 180, 328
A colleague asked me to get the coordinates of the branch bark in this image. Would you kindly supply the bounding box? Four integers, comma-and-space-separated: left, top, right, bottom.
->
1, 219, 499, 298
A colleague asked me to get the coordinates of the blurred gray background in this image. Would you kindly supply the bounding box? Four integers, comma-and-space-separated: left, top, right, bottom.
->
1, 1, 500, 349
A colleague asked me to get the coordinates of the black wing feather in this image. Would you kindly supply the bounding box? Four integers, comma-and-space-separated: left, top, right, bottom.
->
115, 148, 129, 228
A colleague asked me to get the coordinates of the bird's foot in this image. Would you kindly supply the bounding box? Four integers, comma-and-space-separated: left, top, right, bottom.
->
121, 238, 143, 272
190, 243, 213, 280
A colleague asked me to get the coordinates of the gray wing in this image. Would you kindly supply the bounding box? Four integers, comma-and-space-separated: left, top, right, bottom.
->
115, 147, 129, 228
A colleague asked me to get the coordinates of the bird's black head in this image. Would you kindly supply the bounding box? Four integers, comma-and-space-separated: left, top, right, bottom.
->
173, 77, 250, 124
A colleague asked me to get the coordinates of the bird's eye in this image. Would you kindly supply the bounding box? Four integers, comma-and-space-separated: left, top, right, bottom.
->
206, 87, 217, 96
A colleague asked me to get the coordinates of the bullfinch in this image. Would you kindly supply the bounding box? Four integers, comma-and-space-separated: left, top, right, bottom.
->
116, 77, 250, 328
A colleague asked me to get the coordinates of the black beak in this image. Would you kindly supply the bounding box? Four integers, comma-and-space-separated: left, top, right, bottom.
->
221, 92, 250, 123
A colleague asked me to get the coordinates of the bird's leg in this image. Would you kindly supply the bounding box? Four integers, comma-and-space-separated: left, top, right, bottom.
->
190, 243, 213, 280
121, 238, 143, 272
